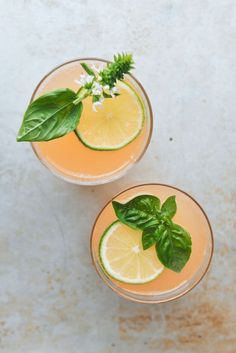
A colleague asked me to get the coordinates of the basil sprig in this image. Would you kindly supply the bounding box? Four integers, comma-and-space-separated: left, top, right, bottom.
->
112, 195, 192, 272
16, 53, 134, 142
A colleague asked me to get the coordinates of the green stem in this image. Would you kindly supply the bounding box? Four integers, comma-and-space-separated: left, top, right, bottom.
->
73, 87, 90, 105
73, 87, 91, 139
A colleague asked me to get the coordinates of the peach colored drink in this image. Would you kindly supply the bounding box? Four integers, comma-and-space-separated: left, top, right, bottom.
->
31, 59, 152, 185
91, 184, 213, 303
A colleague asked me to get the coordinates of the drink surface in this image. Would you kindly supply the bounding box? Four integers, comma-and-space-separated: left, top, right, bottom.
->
91, 184, 213, 298
32, 60, 151, 184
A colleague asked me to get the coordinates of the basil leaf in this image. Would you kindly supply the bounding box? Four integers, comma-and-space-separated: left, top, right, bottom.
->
142, 225, 164, 250
112, 195, 161, 230
142, 228, 156, 250
161, 196, 177, 219
17, 89, 83, 142
81, 63, 96, 77
156, 223, 192, 272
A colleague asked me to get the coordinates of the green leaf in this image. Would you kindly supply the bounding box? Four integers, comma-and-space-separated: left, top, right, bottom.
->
161, 196, 177, 219
156, 223, 192, 272
103, 91, 112, 98
17, 89, 83, 142
142, 225, 165, 250
92, 95, 101, 103
81, 62, 95, 77
112, 195, 161, 230
103, 91, 120, 98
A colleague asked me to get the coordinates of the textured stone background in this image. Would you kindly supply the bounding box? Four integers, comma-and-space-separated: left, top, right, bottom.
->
0, 0, 235, 352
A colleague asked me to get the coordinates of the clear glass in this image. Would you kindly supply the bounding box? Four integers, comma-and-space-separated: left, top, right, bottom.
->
31, 59, 153, 185
90, 184, 214, 304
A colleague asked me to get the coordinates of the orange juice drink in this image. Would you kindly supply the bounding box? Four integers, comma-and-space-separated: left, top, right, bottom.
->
31, 59, 152, 184
91, 184, 213, 303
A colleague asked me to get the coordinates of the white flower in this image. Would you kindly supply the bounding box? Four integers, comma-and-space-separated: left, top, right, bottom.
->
91, 64, 103, 73
92, 100, 103, 112
92, 82, 103, 96
75, 74, 93, 87
104, 85, 110, 91
110, 85, 119, 97
111, 86, 119, 94
86, 75, 94, 84
92, 96, 104, 112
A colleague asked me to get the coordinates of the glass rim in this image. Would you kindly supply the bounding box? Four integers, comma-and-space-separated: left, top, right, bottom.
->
90, 183, 214, 304
30, 58, 153, 185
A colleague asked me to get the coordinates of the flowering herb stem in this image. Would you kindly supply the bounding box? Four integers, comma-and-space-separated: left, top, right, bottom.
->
73, 87, 90, 105
16, 53, 134, 142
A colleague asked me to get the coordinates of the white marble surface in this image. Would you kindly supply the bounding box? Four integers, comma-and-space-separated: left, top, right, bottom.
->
0, 0, 236, 352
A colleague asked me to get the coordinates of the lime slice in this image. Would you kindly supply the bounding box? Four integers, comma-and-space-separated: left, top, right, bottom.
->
75, 81, 144, 150
99, 221, 164, 284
